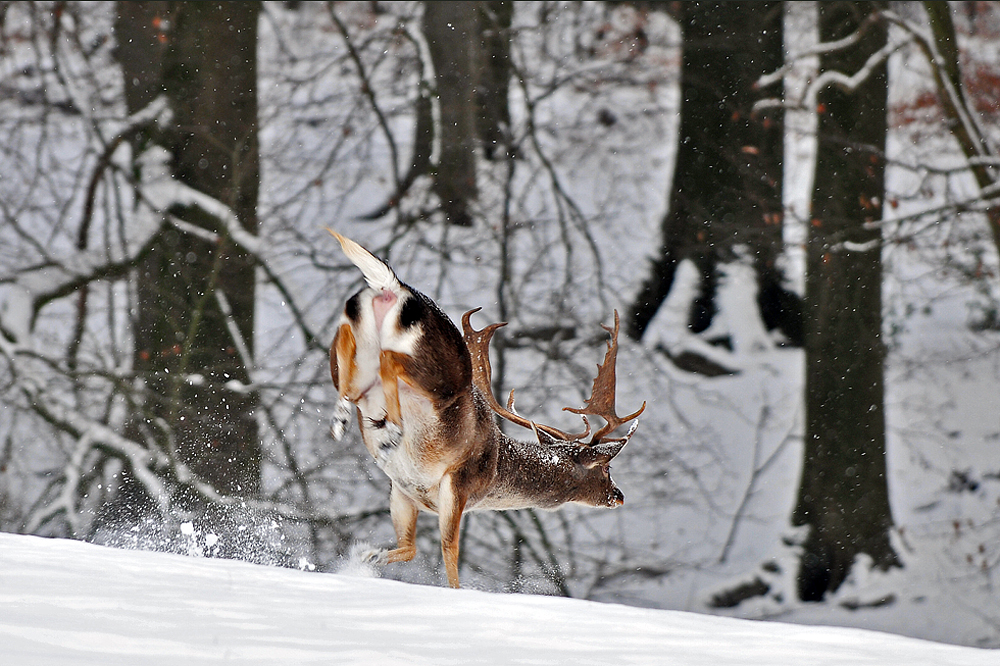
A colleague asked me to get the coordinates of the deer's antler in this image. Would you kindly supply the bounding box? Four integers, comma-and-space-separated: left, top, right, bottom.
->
462, 309, 590, 442
462, 309, 645, 445
564, 311, 646, 443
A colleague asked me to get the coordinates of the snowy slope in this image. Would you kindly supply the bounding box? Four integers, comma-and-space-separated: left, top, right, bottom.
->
0, 533, 993, 666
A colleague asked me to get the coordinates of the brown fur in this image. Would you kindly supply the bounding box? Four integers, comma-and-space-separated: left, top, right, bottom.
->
331, 324, 357, 398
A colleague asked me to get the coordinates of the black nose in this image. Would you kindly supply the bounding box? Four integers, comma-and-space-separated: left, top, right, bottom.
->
611, 487, 624, 506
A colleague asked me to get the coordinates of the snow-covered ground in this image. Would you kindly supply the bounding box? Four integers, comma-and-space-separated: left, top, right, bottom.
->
1, 532, 994, 666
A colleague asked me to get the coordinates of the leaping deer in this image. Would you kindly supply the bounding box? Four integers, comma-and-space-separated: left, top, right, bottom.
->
328, 231, 644, 588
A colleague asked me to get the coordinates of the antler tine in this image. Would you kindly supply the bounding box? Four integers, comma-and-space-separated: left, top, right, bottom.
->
462, 309, 590, 441
507, 388, 592, 442
564, 311, 646, 443
462, 309, 507, 402
462, 309, 532, 432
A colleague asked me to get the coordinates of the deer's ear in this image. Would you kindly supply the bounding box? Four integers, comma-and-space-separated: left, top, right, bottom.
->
532, 424, 563, 447
577, 438, 627, 469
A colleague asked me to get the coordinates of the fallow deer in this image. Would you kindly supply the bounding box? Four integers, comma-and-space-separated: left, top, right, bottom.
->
328, 231, 644, 588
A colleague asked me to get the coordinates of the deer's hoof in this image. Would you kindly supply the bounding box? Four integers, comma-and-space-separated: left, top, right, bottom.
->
360, 547, 388, 567
370, 419, 402, 465
330, 397, 353, 440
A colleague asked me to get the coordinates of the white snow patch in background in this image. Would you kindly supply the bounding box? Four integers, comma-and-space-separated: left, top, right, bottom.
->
704, 252, 774, 354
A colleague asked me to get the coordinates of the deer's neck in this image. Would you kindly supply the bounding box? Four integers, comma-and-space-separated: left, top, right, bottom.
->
479, 430, 584, 511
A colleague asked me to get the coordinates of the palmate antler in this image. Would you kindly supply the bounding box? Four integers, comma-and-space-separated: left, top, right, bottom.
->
564, 311, 646, 443
461, 309, 645, 445
462, 309, 590, 442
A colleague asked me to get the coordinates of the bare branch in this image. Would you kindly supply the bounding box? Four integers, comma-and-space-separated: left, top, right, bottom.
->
326, 3, 403, 195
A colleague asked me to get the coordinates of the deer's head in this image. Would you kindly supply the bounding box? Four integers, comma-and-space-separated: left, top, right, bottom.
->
462, 309, 644, 508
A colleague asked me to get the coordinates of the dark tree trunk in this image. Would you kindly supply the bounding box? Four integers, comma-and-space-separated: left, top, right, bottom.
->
793, 0, 900, 601
363, 2, 513, 223
475, 1, 513, 160
115, 1, 169, 114
628, 2, 801, 345
422, 1, 480, 226
111, 2, 261, 520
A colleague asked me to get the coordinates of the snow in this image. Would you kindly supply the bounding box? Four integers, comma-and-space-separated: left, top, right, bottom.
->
2, 1, 1000, 658
1, 532, 993, 666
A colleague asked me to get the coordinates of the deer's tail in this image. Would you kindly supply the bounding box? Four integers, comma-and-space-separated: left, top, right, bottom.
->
327, 229, 401, 293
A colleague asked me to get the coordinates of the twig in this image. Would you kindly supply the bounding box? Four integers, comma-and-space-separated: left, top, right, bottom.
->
718, 402, 799, 564
327, 4, 402, 195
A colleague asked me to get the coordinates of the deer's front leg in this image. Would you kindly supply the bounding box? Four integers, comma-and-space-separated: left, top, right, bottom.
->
384, 483, 418, 565
437, 473, 467, 589
378, 349, 410, 427
330, 324, 358, 440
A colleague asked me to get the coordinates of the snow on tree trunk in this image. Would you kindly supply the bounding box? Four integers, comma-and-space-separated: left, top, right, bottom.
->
642, 253, 777, 373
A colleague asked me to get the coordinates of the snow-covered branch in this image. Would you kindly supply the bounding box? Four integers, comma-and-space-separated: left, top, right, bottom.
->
130, 145, 324, 349
883, 4, 1000, 265
755, 34, 908, 113
136, 147, 265, 257
884, 8, 997, 169
0, 223, 165, 344
16, 377, 173, 533
214, 289, 255, 374
0, 95, 172, 344
757, 12, 880, 89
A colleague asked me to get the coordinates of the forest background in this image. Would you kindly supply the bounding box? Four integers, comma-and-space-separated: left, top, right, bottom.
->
1, 0, 998, 648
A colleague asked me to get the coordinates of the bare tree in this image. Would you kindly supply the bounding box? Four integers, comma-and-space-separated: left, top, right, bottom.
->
628, 2, 802, 355
793, 0, 900, 601
98, 1, 262, 537
355, 2, 514, 226
911, 1, 1000, 275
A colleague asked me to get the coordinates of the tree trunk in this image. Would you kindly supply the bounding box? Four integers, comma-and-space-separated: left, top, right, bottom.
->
422, 1, 480, 226
111, 1, 261, 518
363, 2, 512, 222
793, 0, 899, 601
628, 2, 801, 345
922, 1, 1000, 269
475, 1, 513, 160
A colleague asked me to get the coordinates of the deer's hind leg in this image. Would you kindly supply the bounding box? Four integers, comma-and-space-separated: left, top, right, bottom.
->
437, 473, 467, 588
329, 323, 358, 440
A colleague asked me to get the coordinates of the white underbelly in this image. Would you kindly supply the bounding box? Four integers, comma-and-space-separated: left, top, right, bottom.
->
357, 384, 445, 512
380, 450, 442, 512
